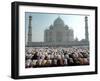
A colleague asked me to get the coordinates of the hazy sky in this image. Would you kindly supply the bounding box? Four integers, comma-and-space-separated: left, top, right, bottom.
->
25, 12, 90, 42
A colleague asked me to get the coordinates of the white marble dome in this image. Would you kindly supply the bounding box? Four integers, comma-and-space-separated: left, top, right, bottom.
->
54, 17, 64, 27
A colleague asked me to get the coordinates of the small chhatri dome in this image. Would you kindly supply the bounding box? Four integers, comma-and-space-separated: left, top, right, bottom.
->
49, 25, 53, 29
54, 16, 64, 27
65, 25, 69, 30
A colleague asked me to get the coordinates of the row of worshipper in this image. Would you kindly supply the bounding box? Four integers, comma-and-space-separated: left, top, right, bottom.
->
25, 47, 89, 68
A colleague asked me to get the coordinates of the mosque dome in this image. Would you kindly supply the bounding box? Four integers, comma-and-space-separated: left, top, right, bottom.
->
54, 17, 64, 27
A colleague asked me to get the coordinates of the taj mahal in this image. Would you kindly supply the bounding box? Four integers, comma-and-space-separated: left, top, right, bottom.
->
44, 17, 74, 42
27, 16, 89, 47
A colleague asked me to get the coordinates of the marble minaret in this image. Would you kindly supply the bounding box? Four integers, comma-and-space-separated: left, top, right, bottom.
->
85, 16, 89, 41
28, 16, 32, 43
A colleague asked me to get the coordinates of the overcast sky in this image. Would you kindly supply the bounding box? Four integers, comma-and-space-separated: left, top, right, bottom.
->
25, 12, 90, 43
